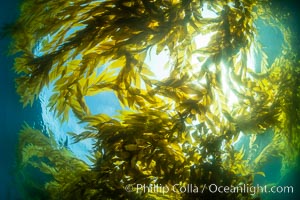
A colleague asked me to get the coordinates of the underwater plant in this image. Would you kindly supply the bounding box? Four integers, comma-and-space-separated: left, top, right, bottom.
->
7, 0, 300, 199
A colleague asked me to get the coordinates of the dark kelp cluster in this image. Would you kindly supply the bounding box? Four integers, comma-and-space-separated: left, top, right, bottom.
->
8, 0, 300, 199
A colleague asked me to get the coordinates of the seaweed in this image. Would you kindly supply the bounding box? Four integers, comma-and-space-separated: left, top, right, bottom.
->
8, 0, 300, 199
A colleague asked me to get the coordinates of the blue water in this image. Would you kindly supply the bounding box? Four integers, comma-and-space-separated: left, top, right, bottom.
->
0, 0, 42, 199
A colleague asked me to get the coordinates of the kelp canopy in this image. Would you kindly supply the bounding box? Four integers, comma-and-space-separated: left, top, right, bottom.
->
9, 0, 299, 199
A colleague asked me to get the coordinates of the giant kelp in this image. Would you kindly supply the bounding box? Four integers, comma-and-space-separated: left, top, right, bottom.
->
8, 0, 300, 199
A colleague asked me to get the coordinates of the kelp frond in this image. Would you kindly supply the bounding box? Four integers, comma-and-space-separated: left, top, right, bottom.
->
17, 124, 92, 199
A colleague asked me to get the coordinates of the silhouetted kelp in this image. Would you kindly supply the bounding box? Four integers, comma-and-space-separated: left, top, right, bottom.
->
7, 0, 300, 199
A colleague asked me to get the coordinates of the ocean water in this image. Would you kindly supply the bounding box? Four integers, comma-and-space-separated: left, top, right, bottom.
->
0, 1, 38, 199
1, 0, 300, 199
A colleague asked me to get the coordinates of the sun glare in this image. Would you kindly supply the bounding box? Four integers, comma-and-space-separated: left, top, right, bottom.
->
201, 2, 220, 18
144, 45, 171, 80
37, 1, 272, 165
37, 2, 246, 163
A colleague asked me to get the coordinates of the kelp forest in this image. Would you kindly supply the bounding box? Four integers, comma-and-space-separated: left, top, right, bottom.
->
5, 0, 300, 199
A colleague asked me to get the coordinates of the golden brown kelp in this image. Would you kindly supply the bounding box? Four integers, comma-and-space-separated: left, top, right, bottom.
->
16, 124, 89, 199
8, 0, 300, 199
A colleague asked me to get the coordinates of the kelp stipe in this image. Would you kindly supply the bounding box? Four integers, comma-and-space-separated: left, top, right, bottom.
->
9, 0, 300, 199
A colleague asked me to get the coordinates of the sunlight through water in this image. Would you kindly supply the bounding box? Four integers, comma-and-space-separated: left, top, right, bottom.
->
37, 2, 281, 166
